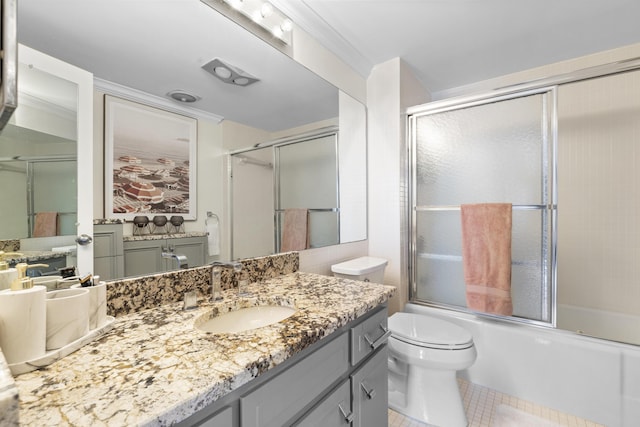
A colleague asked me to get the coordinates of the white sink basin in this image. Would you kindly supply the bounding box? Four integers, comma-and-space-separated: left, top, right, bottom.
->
196, 305, 296, 334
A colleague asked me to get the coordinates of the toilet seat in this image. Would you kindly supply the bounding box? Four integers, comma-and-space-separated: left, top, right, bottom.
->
389, 312, 474, 350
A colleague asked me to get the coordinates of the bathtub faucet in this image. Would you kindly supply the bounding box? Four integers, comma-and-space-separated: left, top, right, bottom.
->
210, 261, 243, 301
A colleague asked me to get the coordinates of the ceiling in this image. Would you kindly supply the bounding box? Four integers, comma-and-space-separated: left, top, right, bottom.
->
17, 0, 640, 130
16, 0, 338, 133
274, 0, 640, 97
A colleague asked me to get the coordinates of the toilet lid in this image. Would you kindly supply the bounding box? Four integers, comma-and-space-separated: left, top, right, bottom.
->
389, 312, 474, 350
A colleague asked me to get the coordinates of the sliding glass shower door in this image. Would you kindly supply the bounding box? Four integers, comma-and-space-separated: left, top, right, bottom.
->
409, 90, 556, 324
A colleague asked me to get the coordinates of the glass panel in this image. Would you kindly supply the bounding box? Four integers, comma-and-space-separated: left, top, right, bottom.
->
412, 91, 553, 323
231, 148, 274, 259
415, 208, 549, 321
415, 94, 545, 207
31, 160, 77, 236
278, 135, 338, 209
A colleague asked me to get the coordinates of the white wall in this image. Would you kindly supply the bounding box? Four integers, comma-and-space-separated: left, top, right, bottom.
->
367, 58, 429, 314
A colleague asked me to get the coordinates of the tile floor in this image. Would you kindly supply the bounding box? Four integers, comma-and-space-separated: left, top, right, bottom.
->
388, 379, 605, 427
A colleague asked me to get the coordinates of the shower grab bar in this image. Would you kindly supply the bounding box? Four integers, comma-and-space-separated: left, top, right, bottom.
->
415, 204, 556, 211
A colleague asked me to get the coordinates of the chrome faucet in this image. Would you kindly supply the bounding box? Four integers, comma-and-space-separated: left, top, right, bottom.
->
162, 252, 189, 269
210, 261, 243, 301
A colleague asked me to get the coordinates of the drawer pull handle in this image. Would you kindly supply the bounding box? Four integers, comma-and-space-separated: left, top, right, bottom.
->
361, 381, 376, 399
338, 403, 354, 423
363, 324, 392, 349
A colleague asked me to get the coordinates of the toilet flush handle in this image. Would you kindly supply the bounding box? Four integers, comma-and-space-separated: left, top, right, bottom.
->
364, 324, 392, 350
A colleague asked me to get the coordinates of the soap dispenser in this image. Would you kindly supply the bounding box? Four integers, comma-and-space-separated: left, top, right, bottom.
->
0, 263, 47, 364
11, 263, 34, 290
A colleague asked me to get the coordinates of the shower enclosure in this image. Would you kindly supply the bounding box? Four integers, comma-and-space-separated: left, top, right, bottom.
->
408, 58, 640, 344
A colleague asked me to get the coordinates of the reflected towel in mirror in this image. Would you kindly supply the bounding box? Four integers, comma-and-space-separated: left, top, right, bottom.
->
33, 212, 58, 237
281, 208, 309, 252
206, 218, 220, 256
461, 203, 513, 316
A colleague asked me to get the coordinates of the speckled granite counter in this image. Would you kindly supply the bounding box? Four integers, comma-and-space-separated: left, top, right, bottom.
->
3, 250, 69, 266
123, 231, 207, 242
12, 272, 395, 426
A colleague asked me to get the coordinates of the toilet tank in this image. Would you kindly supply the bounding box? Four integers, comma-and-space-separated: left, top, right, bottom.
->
331, 257, 388, 283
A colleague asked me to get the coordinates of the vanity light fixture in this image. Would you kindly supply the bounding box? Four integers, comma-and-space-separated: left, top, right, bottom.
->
201, 58, 260, 87
216, 0, 293, 45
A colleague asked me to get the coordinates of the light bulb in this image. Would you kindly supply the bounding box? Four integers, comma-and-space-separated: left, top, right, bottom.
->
260, 2, 273, 18
228, 0, 243, 10
280, 19, 293, 32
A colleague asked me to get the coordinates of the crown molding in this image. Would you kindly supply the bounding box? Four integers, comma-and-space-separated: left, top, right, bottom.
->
270, 0, 373, 79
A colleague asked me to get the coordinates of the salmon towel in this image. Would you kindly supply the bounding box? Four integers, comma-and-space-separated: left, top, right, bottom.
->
460, 203, 513, 316
33, 212, 58, 237
281, 208, 309, 252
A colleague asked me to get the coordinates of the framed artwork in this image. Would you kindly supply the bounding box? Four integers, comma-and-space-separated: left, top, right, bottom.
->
104, 95, 197, 220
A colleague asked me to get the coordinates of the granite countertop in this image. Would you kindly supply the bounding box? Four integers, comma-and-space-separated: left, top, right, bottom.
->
4, 250, 70, 266
13, 272, 395, 426
123, 231, 208, 242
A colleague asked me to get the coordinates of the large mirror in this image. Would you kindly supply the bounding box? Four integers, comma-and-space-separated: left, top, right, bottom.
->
13, 1, 366, 277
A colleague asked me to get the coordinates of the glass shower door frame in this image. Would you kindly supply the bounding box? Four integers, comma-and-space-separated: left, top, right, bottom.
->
407, 87, 558, 327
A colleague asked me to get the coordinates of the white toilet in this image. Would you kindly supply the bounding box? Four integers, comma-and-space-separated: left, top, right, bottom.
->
331, 256, 388, 283
388, 312, 477, 427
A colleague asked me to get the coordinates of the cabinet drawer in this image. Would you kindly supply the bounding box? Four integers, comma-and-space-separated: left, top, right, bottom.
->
351, 346, 389, 427
241, 332, 349, 427
294, 379, 352, 427
350, 307, 390, 365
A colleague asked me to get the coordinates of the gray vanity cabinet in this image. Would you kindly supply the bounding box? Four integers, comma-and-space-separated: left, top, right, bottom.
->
351, 346, 388, 427
93, 224, 124, 280
123, 236, 207, 277
179, 305, 389, 427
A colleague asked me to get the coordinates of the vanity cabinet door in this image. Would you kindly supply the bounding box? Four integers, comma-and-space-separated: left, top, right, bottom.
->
294, 380, 353, 426
93, 224, 124, 280
351, 346, 388, 427
240, 332, 349, 427
123, 240, 164, 277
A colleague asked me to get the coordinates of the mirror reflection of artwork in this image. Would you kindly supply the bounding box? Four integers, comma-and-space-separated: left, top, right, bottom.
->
104, 96, 197, 220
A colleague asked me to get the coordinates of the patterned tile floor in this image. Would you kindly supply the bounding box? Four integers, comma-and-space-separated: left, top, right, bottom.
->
388, 379, 605, 427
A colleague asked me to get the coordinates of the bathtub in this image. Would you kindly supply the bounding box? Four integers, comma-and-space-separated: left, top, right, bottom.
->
404, 302, 640, 427
557, 304, 640, 346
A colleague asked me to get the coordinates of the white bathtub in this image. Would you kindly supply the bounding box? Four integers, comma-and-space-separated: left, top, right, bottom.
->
404, 303, 640, 427
557, 304, 640, 346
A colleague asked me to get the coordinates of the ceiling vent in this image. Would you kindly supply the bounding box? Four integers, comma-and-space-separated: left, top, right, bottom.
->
201, 58, 260, 87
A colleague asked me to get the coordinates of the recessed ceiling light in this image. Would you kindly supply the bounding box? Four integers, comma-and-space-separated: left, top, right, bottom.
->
167, 90, 201, 103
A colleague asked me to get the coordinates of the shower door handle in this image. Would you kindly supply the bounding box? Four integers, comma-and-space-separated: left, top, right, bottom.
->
364, 324, 392, 350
